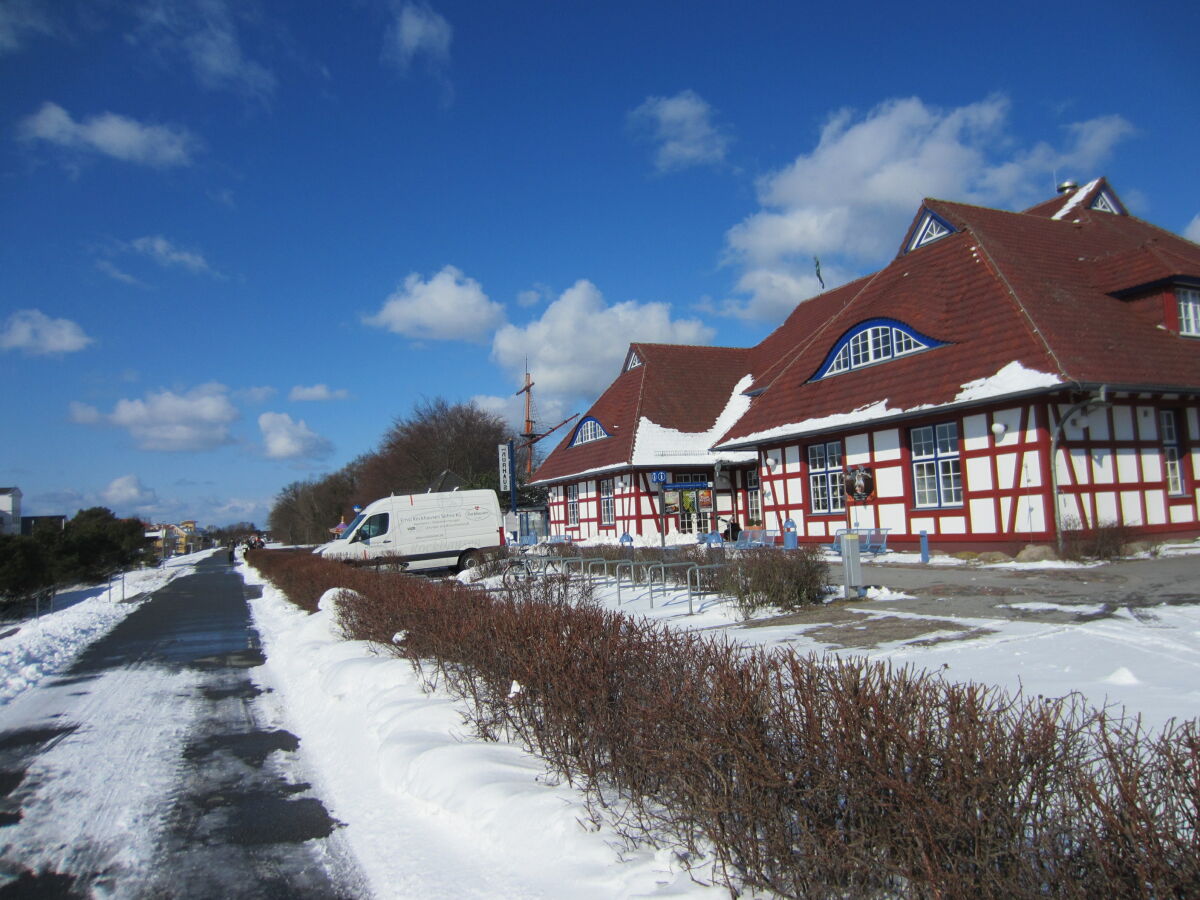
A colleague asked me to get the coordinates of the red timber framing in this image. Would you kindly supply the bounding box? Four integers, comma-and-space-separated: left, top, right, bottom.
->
544, 467, 760, 540
753, 394, 1200, 552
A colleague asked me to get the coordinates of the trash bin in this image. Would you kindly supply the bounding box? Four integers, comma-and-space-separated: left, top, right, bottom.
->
783, 517, 797, 550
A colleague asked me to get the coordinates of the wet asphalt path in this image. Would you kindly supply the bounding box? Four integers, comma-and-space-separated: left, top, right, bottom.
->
0, 555, 364, 898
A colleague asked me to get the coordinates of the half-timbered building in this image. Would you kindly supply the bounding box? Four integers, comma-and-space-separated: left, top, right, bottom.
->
532, 179, 1200, 551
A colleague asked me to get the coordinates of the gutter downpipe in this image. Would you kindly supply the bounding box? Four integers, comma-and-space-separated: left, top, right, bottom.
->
1049, 386, 1109, 557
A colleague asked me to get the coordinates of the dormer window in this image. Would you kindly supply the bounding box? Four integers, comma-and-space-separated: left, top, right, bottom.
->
813, 318, 943, 380
905, 210, 956, 253
1179, 287, 1200, 337
570, 417, 609, 446
1089, 189, 1125, 216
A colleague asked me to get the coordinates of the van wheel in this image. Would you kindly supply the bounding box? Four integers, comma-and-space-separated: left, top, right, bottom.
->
458, 550, 483, 573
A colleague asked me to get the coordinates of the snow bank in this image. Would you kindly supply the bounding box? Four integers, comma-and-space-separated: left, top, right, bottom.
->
0, 559, 197, 706
244, 565, 724, 899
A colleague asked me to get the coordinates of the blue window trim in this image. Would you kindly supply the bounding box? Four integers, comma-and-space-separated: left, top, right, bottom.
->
810, 318, 945, 381
904, 209, 957, 253
570, 416, 610, 446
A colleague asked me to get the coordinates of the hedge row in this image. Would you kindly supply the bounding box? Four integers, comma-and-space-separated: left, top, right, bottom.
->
247, 548, 1200, 899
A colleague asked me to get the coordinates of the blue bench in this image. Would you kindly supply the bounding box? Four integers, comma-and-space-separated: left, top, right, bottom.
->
830, 527, 890, 555
733, 529, 777, 549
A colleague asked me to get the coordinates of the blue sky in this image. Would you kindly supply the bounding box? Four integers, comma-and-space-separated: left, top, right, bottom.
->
2, 0, 1198, 528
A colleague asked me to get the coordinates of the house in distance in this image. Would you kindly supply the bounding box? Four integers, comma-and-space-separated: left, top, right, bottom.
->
530, 178, 1200, 553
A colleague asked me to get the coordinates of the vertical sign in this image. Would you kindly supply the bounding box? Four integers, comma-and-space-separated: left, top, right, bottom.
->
498, 443, 511, 492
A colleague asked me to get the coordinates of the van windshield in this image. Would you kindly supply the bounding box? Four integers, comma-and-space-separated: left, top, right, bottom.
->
337, 513, 365, 540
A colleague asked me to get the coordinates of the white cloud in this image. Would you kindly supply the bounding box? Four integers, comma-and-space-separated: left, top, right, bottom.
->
96, 259, 146, 287
723, 95, 1134, 319
384, 1, 452, 71
490, 280, 714, 414
18, 102, 199, 168
628, 89, 731, 173
1, 309, 93, 355
364, 265, 504, 343
130, 235, 215, 274
258, 412, 333, 460
0, 0, 54, 55
289, 384, 349, 402
130, 0, 275, 101
101, 474, 159, 510
1185, 214, 1200, 244
71, 383, 239, 452
237, 385, 277, 405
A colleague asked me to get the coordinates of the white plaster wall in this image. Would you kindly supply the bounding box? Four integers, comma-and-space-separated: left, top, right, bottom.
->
963, 414, 989, 452
1091, 448, 1114, 484
873, 428, 901, 461
847, 506, 876, 529
965, 456, 993, 492
784, 445, 800, 471
969, 498, 996, 533
874, 465, 904, 498
1116, 448, 1140, 483
1069, 447, 1091, 484
1010, 496, 1045, 535
1140, 449, 1162, 483
1085, 406, 1110, 440
939, 516, 967, 535
1136, 406, 1158, 440
877, 503, 907, 533
1170, 504, 1195, 524
845, 433, 870, 466
1112, 405, 1135, 441
1120, 491, 1144, 526
1095, 492, 1119, 524
910, 516, 935, 534
1146, 491, 1167, 526
992, 407, 1023, 448
996, 452, 1018, 489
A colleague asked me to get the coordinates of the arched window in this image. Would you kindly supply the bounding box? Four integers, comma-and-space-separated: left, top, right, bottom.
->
570, 417, 609, 446
813, 319, 943, 380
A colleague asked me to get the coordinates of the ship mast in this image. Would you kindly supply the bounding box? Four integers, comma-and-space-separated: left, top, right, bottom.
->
514, 364, 576, 477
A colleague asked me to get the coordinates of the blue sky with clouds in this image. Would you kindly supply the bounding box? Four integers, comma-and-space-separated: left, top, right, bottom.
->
2, 0, 1198, 528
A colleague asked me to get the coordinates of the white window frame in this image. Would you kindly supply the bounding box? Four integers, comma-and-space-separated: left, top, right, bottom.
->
1178, 287, 1200, 337
911, 422, 963, 508
807, 441, 845, 514
566, 483, 579, 525
745, 469, 761, 524
571, 419, 607, 446
599, 478, 615, 526
1161, 411, 1185, 496
824, 325, 929, 377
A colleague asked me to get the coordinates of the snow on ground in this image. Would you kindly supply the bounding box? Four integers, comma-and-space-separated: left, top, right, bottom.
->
0, 553, 202, 706
243, 564, 726, 900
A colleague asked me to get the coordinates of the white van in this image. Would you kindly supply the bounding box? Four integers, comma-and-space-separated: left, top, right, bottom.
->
315, 490, 504, 572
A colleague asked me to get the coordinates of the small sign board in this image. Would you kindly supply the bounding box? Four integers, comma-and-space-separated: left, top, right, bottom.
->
665, 481, 711, 490
650, 470, 669, 484
497, 443, 511, 492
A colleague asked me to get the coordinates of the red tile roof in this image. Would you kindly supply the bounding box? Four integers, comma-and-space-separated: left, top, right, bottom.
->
531, 343, 750, 483
532, 179, 1200, 476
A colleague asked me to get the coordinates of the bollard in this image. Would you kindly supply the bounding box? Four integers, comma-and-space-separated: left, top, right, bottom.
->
920, 529, 930, 564
841, 533, 862, 600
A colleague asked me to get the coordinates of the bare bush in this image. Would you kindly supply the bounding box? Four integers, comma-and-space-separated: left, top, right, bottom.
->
247, 547, 1200, 899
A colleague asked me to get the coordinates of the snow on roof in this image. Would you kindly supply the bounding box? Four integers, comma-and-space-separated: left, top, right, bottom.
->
954, 360, 1061, 403
631, 374, 757, 466
717, 362, 1061, 448
1050, 178, 1101, 221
